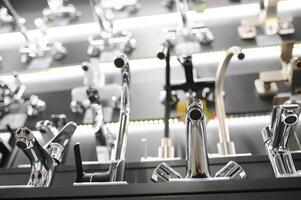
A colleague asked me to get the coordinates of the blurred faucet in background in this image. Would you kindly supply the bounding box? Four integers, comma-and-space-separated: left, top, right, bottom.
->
164, 0, 213, 55
0, 6, 15, 32
42, 0, 81, 26
3, 0, 67, 68
87, 0, 136, 61
0, 74, 46, 118
238, 0, 294, 39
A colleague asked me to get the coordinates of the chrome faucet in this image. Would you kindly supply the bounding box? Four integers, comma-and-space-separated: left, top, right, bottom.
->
0, 74, 45, 117
152, 98, 246, 183
42, 0, 81, 26
87, 0, 136, 59
262, 104, 300, 177
0, 6, 15, 30
238, 0, 294, 39
215, 46, 245, 155
4, 0, 67, 65
73, 54, 131, 183
186, 98, 210, 178
165, 0, 213, 47
15, 122, 77, 187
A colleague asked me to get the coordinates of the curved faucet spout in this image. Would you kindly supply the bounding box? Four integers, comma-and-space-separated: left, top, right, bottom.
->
113, 54, 130, 162
215, 46, 245, 155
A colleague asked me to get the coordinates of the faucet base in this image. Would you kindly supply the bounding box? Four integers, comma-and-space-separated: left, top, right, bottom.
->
217, 141, 236, 155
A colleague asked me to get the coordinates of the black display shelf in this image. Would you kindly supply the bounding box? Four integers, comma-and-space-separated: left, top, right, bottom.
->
0, 175, 300, 199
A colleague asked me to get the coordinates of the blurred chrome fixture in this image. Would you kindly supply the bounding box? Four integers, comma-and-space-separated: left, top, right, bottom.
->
87, 87, 116, 160
0, 6, 15, 31
162, 0, 176, 10
262, 104, 300, 177
152, 98, 246, 182
238, 0, 294, 39
87, 0, 136, 60
27, 95, 46, 116
255, 42, 301, 99
0, 74, 45, 117
15, 122, 76, 187
3, 0, 67, 66
73, 54, 131, 184
70, 62, 121, 115
100, 0, 140, 14
0, 74, 25, 117
0, 126, 14, 167
43, 0, 81, 26
165, 0, 213, 47
215, 46, 245, 155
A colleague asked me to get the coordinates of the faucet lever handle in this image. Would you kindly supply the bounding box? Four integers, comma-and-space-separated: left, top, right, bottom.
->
74, 143, 85, 182
151, 162, 182, 183
215, 161, 247, 179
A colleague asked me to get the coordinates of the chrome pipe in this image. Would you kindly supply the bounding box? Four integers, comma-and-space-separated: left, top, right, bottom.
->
185, 98, 210, 178
262, 104, 299, 177
215, 46, 245, 155
3, 0, 30, 43
113, 54, 130, 162
89, 0, 113, 37
176, 0, 189, 30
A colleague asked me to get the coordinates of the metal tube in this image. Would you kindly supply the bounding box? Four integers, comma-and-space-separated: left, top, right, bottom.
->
89, 0, 113, 37
262, 104, 299, 177
113, 54, 130, 161
215, 46, 245, 155
185, 98, 210, 178
176, 0, 189, 30
3, 0, 30, 43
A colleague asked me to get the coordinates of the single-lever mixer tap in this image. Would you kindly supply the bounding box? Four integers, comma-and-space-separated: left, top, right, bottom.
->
15, 122, 77, 187
73, 54, 131, 184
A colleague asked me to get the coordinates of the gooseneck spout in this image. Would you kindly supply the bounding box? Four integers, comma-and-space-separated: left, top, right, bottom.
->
215, 46, 245, 155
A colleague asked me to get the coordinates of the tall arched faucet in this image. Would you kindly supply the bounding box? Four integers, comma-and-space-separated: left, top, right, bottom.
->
215, 46, 245, 155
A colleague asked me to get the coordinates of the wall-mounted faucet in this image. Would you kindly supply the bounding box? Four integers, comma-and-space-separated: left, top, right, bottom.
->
164, 0, 213, 52
73, 54, 131, 184
255, 41, 301, 103
3, 0, 67, 68
42, 0, 81, 26
0, 74, 46, 118
15, 122, 76, 187
238, 0, 294, 39
262, 104, 301, 177
152, 98, 246, 182
215, 46, 245, 155
0, 6, 15, 32
87, 0, 136, 60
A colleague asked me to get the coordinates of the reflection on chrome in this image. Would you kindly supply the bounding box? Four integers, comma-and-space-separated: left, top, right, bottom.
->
262, 104, 300, 177
15, 122, 76, 187
151, 97, 246, 183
